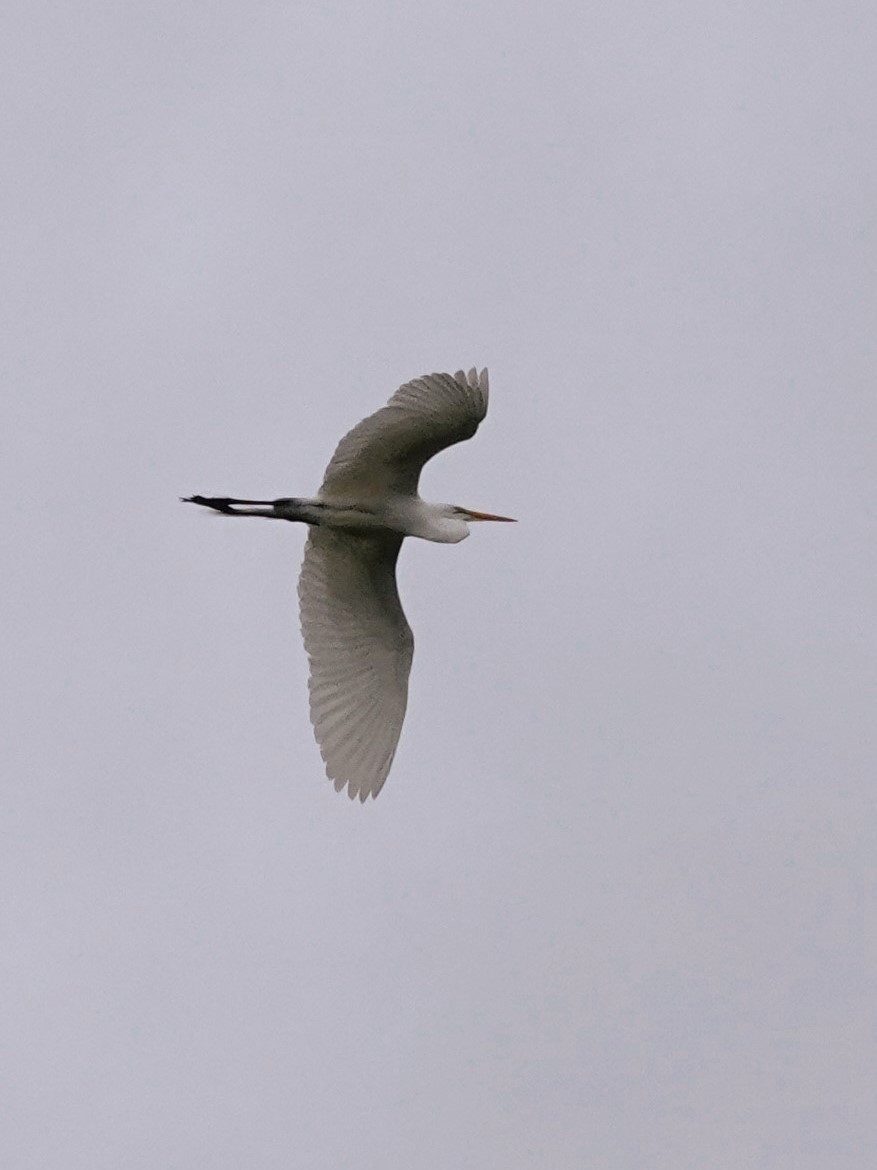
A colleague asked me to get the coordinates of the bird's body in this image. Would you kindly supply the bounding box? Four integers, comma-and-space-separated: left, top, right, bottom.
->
197, 494, 474, 543
184, 367, 513, 801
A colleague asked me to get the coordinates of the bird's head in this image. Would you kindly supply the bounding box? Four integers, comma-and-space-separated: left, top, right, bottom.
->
421, 502, 516, 543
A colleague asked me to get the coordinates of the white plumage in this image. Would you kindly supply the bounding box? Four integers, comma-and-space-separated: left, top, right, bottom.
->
298, 529, 412, 800
319, 369, 488, 501
184, 367, 513, 801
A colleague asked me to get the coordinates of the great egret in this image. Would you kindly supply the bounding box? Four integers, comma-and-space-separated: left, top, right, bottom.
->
184, 367, 514, 801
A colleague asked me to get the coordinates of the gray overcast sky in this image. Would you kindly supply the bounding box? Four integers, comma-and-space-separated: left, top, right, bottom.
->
2, 2, 875, 1167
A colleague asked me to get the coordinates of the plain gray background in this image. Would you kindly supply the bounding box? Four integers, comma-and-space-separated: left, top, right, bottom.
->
2, 2, 874, 1167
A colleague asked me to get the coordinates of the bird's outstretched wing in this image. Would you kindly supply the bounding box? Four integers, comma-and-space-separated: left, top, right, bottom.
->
318, 367, 489, 501
298, 528, 414, 801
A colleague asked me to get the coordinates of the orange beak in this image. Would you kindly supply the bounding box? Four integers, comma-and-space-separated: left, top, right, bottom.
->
460, 507, 517, 522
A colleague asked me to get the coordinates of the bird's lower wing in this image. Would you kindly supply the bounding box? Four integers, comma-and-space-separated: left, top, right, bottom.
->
298, 529, 414, 801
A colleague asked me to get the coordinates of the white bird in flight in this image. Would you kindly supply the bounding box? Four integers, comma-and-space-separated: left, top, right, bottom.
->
184, 367, 514, 801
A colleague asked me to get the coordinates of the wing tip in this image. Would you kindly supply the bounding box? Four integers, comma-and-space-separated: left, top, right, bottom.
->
455, 366, 488, 387
331, 772, 382, 802
452, 366, 489, 414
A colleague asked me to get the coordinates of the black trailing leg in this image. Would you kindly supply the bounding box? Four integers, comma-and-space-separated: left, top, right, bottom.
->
181, 495, 277, 516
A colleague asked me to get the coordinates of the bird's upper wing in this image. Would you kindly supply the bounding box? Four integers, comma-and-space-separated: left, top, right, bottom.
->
298, 527, 414, 801
318, 367, 489, 501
